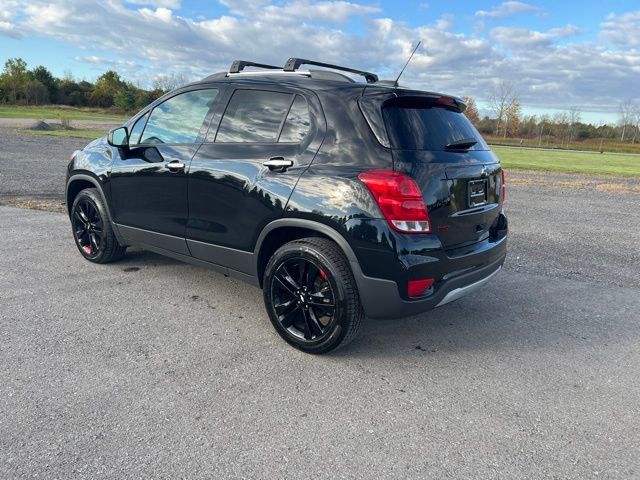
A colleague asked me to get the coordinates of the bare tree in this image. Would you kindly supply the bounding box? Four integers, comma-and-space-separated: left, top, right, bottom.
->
566, 106, 582, 145
153, 72, 191, 93
619, 101, 634, 142
553, 111, 569, 147
632, 105, 640, 144
489, 81, 519, 138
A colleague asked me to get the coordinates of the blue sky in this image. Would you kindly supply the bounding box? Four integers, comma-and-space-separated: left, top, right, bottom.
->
2, 1, 640, 123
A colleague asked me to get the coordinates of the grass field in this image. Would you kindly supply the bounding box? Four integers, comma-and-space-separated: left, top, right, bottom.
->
494, 146, 640, 177
0, 105, 127, 121
486, 135, 640, 155
19, 129, 107, 139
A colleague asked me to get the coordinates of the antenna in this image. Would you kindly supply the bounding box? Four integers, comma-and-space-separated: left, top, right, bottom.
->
394, 40, 421, 87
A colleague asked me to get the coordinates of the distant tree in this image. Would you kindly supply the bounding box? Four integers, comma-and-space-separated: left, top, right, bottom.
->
134, 87, 163, 110
619, 101, 634, 142
23, 80, 50, 105
489, 80, 519, 138
476, 115, 497, 135
153, 72, 190, 93
114, 85, 137, 112
90, 71, 126, 107
566, 106, 582, 143
462, 96, 479, 125
537, 114, 551, 146
0, 58, 29, 103
504, 97, 521, 138
631, 105, 640, 144
552, 112, 569, 145
30, 66, 57, 99
519, 114, 537, 138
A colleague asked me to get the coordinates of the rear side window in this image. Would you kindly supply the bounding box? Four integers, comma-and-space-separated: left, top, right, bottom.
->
216, 90, 293, 143
140, 89, 218, 145
278, 95, 311, 143
383, 98, 488, 151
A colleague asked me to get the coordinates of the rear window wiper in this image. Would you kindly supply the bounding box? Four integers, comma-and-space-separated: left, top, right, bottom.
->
445, 138, 477, 150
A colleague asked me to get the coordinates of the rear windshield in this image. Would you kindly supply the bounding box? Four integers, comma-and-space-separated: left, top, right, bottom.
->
383, 98, 488, 151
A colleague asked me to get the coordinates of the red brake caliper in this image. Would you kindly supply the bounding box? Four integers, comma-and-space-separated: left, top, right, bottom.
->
83, 245, 92, 254
319, 269, 328, 280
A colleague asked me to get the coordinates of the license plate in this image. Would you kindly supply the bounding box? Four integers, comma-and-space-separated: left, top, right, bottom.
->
468, 179, 487, 207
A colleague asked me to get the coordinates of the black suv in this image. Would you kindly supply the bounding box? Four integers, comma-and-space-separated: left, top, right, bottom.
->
66, 58, 508, 353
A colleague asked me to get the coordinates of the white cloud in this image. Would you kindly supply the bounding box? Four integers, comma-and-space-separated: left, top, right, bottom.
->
0, 20, 20, 38
125, 0, 181, 8
600, 11, 640, 48
262, 1, 381, 23
138, 7, 174, 22
435, 14, 454, 31
0, 0, 639, 115
476, 1, 539, 19
74, 55, 137, 67
490, 24, 582, 50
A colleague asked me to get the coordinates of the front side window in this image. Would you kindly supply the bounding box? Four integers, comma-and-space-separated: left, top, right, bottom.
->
129, 112, 149, 145
140, 89, 218, 145
278, 95, 311, 143
215, 90, 293, 143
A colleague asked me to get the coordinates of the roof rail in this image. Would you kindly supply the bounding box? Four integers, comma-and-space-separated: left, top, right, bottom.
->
229, 60, 281, 74
283, 58, 378, 83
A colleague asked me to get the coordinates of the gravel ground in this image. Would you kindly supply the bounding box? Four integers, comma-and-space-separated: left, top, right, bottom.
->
506, 170, 640, 288
1, 130, 640, 478
0, 127, 89, 200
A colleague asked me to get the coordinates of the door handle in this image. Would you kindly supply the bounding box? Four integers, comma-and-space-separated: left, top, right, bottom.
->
263, 157, 293, 171
166, 161, 185, 172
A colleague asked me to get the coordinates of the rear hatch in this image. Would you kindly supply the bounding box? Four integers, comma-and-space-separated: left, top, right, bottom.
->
361, 91, 503, 249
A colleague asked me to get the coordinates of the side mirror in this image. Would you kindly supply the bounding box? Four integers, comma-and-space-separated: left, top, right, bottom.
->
107, 126, 129, 147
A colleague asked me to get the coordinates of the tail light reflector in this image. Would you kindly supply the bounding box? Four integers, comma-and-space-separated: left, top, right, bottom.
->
408, 278, 434, 298
358, 169, 431, 233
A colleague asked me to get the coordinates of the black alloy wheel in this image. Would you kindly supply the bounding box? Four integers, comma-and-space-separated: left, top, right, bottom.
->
263, 237, 363, 353
271, 257, 336, 341
72, 197, 103, 259
70, 188, 126, 263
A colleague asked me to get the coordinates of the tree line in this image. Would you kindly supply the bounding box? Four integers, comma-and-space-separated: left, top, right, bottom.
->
0, 58, 188, 113
463, 81, 640, 145
2, 57, 639, 144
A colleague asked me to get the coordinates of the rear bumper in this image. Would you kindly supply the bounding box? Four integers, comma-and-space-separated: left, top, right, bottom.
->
351, 236, 507, 319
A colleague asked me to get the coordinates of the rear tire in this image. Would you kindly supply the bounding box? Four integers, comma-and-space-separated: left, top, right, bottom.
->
71, 188, 126, 264
263, 237, 364, 354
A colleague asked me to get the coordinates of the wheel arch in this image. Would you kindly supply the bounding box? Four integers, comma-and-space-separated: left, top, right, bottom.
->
254, 218, 359, 288
66, 174, 125, 244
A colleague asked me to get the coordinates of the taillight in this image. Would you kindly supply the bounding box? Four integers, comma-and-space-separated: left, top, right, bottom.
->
500, 169, 506, 206
437, 96, 455, 105
358, 169, 431, 233
408, 278, 435, 298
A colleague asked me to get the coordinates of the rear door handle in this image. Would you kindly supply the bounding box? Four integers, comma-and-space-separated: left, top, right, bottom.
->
166, 160, 185, 172
263, 157, 293, 171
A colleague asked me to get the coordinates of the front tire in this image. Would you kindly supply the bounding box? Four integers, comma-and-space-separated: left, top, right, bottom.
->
263, 237, 364, 354
71, 188, 126, 264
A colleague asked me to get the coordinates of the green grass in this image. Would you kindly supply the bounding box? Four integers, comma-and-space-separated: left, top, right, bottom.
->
494, 146, 640, 177
486, 135, 640, 155
19, 129, 107, 139
0, 105, 127, 121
